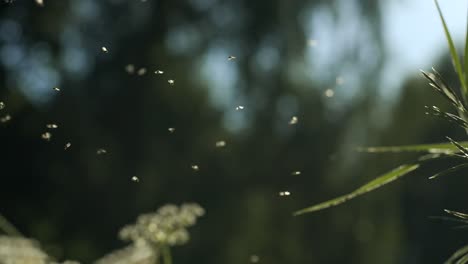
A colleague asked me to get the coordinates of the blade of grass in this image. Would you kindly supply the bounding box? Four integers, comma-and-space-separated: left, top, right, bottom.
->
358, 141, 468, 153
435, 0, 467, 96
445, 245, 468, 264
422, 70, 466, 112
445, 209, 468, 219
465, 3, 468, 92
294, 164, 419, 215
426, 106, 468, 129
447, 137, 468, 157
429, 163, 468, 179
417, 153, 462, 162
456, 254, 468, 264
429, 216, 468, 225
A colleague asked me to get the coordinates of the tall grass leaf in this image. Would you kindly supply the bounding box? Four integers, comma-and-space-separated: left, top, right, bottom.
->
294, 164, 419, 215
445, 244, 468, 264
445, 209, 468, 219
447, 137, 468, 157
426, 106, 468, 129
456, 254, 468, 264
434, 0, 467, 95
465, 3, 468, 92
417, 153, 461, 162
428, 163, 468, 179
422, 69, 467, 113
358, 142, 468, 154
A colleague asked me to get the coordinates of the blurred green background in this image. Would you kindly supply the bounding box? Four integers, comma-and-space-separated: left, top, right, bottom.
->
0, 0, 468, 263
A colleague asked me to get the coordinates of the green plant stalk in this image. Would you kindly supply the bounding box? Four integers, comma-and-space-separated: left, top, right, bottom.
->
294, 164, 419, 215
464, 1, 468, 95
435, 0, 468, 95
161, 245, 172, 264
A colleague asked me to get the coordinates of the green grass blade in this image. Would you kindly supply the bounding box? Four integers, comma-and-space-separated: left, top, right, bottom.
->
435, 0, 467, 95
456, 254, 468, 264
445, 209, 468, 219
445, 244, 468, 264
358, 141, 468, 154
447, 137, 468, 157
294, 164, 419, 215
465, 3, 468, 91
429, 163, 468, 179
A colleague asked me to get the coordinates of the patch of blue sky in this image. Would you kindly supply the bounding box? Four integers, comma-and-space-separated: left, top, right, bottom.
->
380, 0, 467, 100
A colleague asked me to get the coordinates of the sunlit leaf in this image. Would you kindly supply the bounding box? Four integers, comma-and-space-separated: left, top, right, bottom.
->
434, 0, 467, 95
294, 164, 419, 215
358, 141, 468, 154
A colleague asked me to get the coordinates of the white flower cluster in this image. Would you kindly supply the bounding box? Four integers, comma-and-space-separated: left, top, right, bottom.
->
0, 236, 81, 264
95, 240, 156, 264
119, 203, 205, 247
0, 236, 49, 264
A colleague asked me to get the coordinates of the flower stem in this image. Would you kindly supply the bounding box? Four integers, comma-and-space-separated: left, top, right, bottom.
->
161, 245, 172, 264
